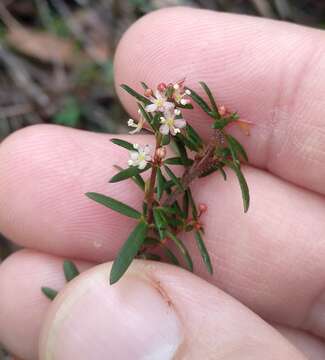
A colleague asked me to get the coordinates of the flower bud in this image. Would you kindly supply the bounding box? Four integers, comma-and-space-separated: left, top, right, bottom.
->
144, 88, 153, 97
155, 147, 167, 159
194, 222, 202, 230
157, 83, 167, 92
198, 203, 208, 213
218, 105, 227, 116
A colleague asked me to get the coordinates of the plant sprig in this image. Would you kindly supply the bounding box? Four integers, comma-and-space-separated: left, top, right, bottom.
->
42, 79, 252, 296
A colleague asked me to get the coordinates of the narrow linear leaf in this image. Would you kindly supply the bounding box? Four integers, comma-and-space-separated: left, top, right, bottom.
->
187, 124, 203, 148
166, 231, 193, 272
156, 167, 165, 201
187, 188, 198, 220
182, 191, 189, 219
140, 81, 149, 90
228, 164, 250, 212
173, 136, 189, 165
110, 221, 148, 284
63, 260, 80, 282
220, 166, 227, 181
120, 84, 150, 105
194, 231, 213, 274
86, 192, 142, 219
110, 138, 134, 151
226, 134, 248, 162
177, 102, 193, 109
164, 165, 184, 191
41, 287, 58, 300
114, 165, 145, 191
185, 86, 212, 115
177, 133, 200, 152
138, 102, 153, 127
164, 157, 193, 166
153, 208, 167, 240
199, 81, 220, 117
109, 164, 151, 183
161, 134, 171, 146
161, 245, 180, 266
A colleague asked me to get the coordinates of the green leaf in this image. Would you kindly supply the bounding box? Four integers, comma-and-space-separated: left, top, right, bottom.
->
164, 165, 184, 191
140, 81, 149, 90
153, 208, 167, 240
194, 231, 213, 274
138, 102, 153, 127
186, 124, 203, 148
63, 260, 80, 282
166, 231, 193, 271
110, 221, 148, 284
182, 191, 189, 219
156, 167, 165, 201
109, 164, 151, 183
164, 157, 193, 166
41, 287, 58, 300
173, 137, 189, 166
187, 188, 198, 220
177, 133, 200, 152
212, 117, 234, 129
220, 167, 227, 181
86, 192, 142, 219
185, 87, 212, 115
161, 134, 171, 146
114, 165, 145, 191
228, 164, 250, 212
226, 134, 248, 162
120, 84, 150, 105
177, 102, 193, 109
162, 246, 180, 266
110, 138, 134, 151
199, 81, 220, 118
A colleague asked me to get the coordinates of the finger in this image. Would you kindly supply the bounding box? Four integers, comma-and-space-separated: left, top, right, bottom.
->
0, 251, 305, 360
114, 7, 325, 195
1, 125, 325, 337
276, 325, 325, 360
40, 261, 306, 359
0, 250, 93, 360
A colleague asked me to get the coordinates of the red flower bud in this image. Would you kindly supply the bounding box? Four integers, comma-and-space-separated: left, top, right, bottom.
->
157, 83, 167, 92
144, 88, 153, 97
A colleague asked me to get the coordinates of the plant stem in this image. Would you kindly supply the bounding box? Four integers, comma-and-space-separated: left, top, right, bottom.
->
146, 133, 162, 223
165, 136, 218, 206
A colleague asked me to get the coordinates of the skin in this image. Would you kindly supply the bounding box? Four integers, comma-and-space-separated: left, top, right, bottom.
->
0, 6, 325, 359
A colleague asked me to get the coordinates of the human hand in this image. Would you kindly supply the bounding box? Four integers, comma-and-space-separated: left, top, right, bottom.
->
1, 7, 325, 359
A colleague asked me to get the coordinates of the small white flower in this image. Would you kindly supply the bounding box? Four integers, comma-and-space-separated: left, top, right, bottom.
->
127, 113, 145, 134
173, 85, 191, 105
128, 144, 152, 170
174, 109, 181, 116
159, 110, 187, 136
145, 90, 174, 113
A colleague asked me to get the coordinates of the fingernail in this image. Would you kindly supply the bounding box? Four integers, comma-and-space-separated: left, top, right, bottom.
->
40, 266, 183, 360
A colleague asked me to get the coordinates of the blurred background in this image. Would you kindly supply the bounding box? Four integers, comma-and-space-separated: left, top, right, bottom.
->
0, 0, 324, 357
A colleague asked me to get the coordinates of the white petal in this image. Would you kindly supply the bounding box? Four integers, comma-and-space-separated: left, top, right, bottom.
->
130, 151, 139, 161
185, 89, 191, 95
128, 159, 134, 166
174, 119, 187, 129
144, 145, 152, 154
138, 160, 147, 169
173, 83, 179, 90
145, 103, 157, 112
174, 109, 181, 116
180, 99, 189, 105
129, 127, 141, 134
133, 143, 139, 149
164, 102, 175, 110
127, 119, 134, 126
159, 124, 170, 135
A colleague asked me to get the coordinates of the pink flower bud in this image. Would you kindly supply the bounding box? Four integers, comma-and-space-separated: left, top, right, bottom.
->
157, 83, 167, 92
144, 88, 153, 97
218, 105, 227, 116
155, 147, 167, 159
198, 203, 208, 213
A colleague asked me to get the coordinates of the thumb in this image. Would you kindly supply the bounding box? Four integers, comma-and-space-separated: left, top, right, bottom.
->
39, 261, 305, 360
